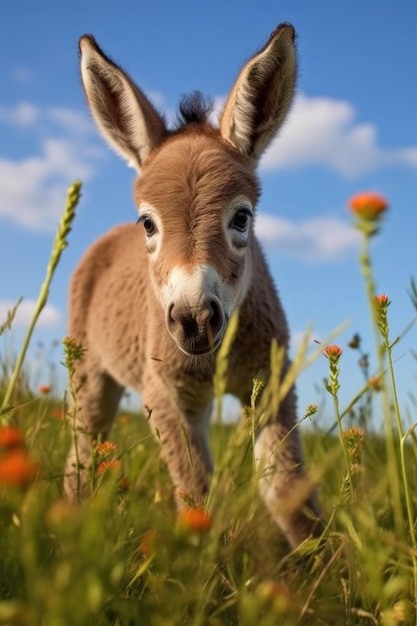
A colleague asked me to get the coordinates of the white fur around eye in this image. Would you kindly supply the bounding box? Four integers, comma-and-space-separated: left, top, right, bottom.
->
225, 197, 253, 250
138, 204, 162, 255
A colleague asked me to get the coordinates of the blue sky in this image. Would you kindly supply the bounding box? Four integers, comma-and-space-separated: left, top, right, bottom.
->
1, 0, 417, 424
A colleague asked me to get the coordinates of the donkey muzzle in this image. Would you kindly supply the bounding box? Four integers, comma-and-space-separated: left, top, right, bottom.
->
166, 297, 225, 355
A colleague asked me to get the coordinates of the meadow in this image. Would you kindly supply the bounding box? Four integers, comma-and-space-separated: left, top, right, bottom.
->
0, 183, 416, 625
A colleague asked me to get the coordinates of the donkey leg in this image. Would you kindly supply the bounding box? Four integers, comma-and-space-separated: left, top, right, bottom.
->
157, 411, 213, 508
255, 395, 323, 548
144, 378, 213, 507
64, 367, 124, 502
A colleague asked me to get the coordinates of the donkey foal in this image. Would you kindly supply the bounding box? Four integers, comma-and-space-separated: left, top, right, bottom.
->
64, 23, 323, 548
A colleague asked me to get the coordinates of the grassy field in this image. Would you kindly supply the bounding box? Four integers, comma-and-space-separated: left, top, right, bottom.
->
1, 186, 417, 625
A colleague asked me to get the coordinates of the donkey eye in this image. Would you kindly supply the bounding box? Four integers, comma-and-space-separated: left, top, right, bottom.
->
142, 216, 156, 237
230, 208, 252, 232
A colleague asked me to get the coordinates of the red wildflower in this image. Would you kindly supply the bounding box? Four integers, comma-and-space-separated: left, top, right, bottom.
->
0, 449, 38, 487
177, 507, 213, 532
39, 384, 51, 394
348, 192, 388, 220
0, 425, 25, 449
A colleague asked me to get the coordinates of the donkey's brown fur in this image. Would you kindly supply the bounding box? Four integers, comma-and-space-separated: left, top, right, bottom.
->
65, 24, 323, 548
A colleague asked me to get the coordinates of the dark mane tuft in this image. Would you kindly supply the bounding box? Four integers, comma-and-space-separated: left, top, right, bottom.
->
176, 91, 214, 127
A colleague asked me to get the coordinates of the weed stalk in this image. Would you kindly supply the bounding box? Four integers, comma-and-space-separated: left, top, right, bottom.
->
375, 295, 417, 602
351, 194, 404, 535
0, 181, 81, 421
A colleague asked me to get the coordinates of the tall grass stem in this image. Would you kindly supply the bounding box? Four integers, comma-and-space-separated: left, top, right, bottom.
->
359, 232, 404, 536
0, 182, 81, 420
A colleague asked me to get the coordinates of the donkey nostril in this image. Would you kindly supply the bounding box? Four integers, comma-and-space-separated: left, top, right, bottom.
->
208, 299, 224, 334
167, 299, 224, 341
167, 302, 198, 335
209, 300, 219, 324
168, 302, 175, 324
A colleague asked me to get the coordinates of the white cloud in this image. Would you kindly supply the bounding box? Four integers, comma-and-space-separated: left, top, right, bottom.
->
12, 68, 34, 84
0, 138, 100, 230
255, 213, 360, 261
0, 102, 95, 134
211, 92, 417, 176
0, 299, 61, 329
47, 107, 95, 135
291, 330, 312, 351
0, 102, 103, 230
148, 90, 169, 113
260, 93, 417, 177
3, 90, 416, 233
209, 97, 225, 126
0, 102, 39, 126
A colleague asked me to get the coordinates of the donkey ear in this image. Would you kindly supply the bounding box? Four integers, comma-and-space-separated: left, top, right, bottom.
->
79, 35, 167, 171
219, 24, 297, 163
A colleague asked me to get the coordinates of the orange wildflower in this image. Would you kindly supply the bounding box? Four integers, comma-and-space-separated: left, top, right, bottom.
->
119, 475, 130, 493
368, 376, 382, 392
118, 414, 133, 424
348, 192, 388, 220
176, 489, 196, 507
324, 345, 343, 396
0, 449, 38, 487
374, 294, 390, 306
97, 458, 122, 475
177, 507, 213, 532
96, 441, 118, 456
374, 294, 390, 337
0, 425, 25, 449
39, 384, 51, 394
323, 345, 343, 359
343, 426, 365, 447
51, 407, 65, 420
139, 530, 158, 556
304, 403, 318, 418
343, 426, 365, 467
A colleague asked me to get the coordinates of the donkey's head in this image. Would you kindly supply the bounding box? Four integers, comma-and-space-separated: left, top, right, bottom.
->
79, 25, 297, 356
